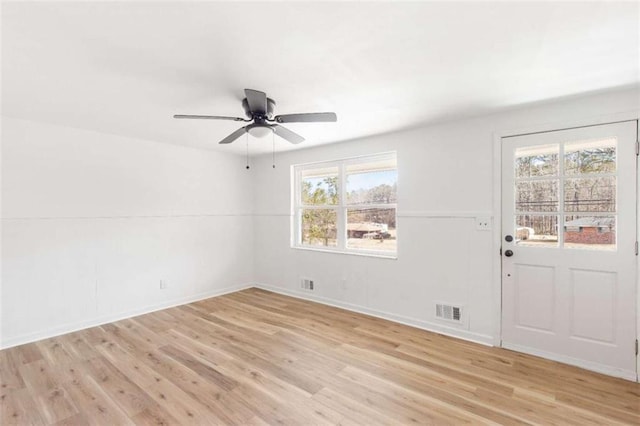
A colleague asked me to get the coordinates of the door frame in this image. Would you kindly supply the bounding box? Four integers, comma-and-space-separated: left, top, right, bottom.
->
492, 110, 640, 381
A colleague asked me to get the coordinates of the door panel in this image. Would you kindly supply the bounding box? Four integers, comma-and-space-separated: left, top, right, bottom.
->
569, 269, 616, 343
501, 121, 637, 380
515, 264, 555, 331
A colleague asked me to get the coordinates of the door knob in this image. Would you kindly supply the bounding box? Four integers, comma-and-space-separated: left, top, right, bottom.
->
504, 249, 514, 257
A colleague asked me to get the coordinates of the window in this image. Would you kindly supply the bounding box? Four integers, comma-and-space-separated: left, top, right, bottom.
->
293, 152, 397, 257
514, 138, 617, 250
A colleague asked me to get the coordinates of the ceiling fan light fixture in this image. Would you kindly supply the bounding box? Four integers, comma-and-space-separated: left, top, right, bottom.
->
174, 88, 336, 145
248, 126, 272, 138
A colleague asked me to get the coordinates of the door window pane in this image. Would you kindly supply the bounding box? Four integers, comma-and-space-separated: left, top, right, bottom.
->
301, 209, 337, 247
347, 208, 396, 252
564, 138, 616, 175
515, 215, 558, 247
564, 177, 616, 212
515, 180, 558, 212
564, 215, 616, 250
515, 144, 559, 178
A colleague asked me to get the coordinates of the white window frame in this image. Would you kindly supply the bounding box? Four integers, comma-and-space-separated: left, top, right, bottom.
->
291, 152, 397, 259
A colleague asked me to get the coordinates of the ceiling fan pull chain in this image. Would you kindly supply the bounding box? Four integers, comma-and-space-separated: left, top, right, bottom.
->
272, 130, 276, 169
245, 132, 250, 170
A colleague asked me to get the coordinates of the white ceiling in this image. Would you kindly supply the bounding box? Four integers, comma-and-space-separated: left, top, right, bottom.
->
2, 1, 638, 155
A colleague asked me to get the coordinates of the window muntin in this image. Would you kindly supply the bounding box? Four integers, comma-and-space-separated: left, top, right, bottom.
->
293, 153, 397, 257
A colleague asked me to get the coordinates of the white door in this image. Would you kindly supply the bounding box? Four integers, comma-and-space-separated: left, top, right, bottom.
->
501, 121, 637, 380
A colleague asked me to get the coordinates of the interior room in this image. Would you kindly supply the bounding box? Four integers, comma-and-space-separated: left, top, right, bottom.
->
2, 1, 639, 424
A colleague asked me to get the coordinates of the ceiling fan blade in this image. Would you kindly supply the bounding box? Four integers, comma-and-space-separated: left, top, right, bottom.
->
174, 114, 246, 121
274, 112, 337, 123
219, 126, 248, 144
244, 89, 267, 115
273, 124, 305, 144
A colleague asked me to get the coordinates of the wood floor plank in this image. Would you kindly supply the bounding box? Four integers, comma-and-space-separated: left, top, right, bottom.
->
63, 375, 134, 425
222, 360, 348, 426
0, 348, 27, 391
158, 344, 238, 391
1, 387, 47, 425
81, 356, 155, 418
33, 386, 79, 424
75, 326, 110, 346
55, 333, 98, 363
1, 288, 638, 425
129, 407, 180, 426
311, 387, 401, 426
36, 338, 77, 367
19, 360, 63, 395
318, 365, 476, 425
161, 328, 236, 365
336, 366, 501, 425
95, 341, 226, 424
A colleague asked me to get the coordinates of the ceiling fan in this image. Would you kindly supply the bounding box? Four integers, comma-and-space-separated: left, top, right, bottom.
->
174, 89, 337, 145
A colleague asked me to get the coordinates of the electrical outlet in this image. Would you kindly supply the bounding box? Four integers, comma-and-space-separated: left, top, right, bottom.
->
475, 216, 492, 231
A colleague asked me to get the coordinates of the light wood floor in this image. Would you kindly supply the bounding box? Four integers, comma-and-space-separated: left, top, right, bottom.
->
1, 288, 639, 425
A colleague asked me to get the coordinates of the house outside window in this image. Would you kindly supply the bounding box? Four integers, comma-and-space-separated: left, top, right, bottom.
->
292, 152, 397, 258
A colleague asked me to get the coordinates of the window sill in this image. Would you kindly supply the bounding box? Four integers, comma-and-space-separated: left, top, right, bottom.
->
290, 245, 398, 260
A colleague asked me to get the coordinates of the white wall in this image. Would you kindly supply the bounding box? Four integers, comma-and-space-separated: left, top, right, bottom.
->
2, 87, 638, 353
251, 87, 640, 346
1, 117, 254, 347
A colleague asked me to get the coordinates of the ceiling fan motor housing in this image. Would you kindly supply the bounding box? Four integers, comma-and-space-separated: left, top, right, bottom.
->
242, 97, 276, 120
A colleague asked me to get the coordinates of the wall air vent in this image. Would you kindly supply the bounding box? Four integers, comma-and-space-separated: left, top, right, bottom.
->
300, 278, 314, 291
435, 302, 463, 323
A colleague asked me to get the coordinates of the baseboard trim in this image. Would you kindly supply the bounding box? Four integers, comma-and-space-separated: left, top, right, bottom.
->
254, 282, 494, 347
0, 282, 253, 349
501, 341, 638, 382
